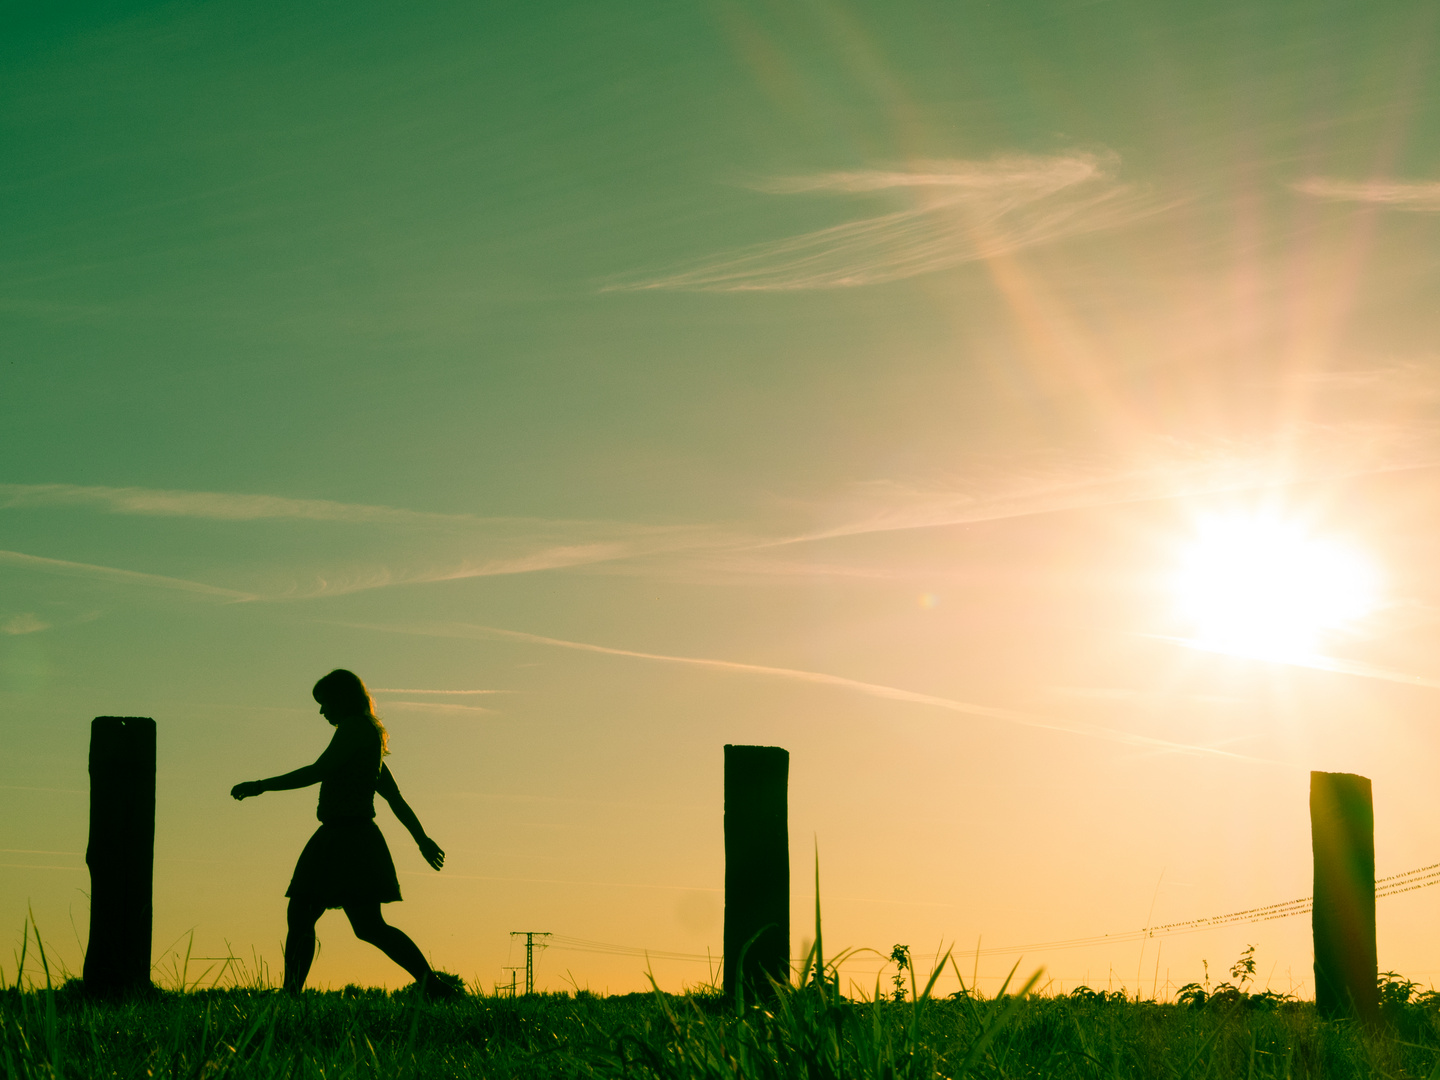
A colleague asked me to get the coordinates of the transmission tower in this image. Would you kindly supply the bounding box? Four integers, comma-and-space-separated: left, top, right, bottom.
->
500, 966, 522, 998
509, 931, 551, 995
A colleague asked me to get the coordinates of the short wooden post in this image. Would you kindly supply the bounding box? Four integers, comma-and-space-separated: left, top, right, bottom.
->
723, 744, 789, 1001
83, 717, 156, 996
1311, 771, 1378, 1022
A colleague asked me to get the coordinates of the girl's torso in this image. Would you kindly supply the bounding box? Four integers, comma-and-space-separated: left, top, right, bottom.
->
316, 720, 382, 822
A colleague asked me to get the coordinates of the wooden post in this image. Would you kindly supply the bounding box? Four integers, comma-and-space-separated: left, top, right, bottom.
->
1311, 771, 1378, 1023
83, 717, 156, 996
723, 744, 789, 1001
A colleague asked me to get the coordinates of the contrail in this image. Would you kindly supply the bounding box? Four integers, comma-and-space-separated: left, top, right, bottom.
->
342, 620, 1268, 762
0, 549, 253, 600
369, 688, 508, 695
381, 700, 493, 716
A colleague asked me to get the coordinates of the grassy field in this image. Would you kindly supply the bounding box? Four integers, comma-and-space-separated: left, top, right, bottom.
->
7, 961, 1440, 1078
8, 908, 1440, 1079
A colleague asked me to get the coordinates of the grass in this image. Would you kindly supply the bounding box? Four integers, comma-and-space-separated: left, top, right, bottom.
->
9, 974, 1440, 1079
9, 912, 1440, 1077
8, 968, 1440, 1077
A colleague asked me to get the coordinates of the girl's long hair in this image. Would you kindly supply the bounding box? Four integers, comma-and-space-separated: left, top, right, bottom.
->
312, 669, 389, 755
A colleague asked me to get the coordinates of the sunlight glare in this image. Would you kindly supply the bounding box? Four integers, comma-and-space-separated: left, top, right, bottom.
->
1174, 514, 1379, 661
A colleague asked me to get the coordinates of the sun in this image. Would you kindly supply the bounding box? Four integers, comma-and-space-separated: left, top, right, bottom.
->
1173, 513, 1379, 661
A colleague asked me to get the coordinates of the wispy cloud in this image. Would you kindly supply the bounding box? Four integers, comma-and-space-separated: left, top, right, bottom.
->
0, 483, 496, 524
587, 549, 909, 585
762, 426, 1440, 549
1044, 685, 1243, 706
379, 700, 494, 716
581, 449, 1283, 579
0, 540, 676, 603
610, 152, 1172, 292
344, 619, 1267, 762
270, 542, 665, 600
0, 482, 730, 599
763, 450, 1264, 546
1, 613, 50, 635
0, 549, 253, 600
1291, 177, 1440, 211
370, 688, 507, 695
1149, 635, 1440, 690
1301, 360, 1440, 401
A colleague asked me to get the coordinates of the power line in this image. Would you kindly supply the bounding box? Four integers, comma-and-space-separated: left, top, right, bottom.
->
510, 931, 551, 994
541, 858, 1440, 969
548, 934, 715, 963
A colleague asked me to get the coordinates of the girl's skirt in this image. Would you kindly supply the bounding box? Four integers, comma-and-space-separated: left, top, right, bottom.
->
286, 818, 402, 908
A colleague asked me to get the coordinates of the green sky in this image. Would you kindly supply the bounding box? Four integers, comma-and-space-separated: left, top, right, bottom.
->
6, 0, 1440, 994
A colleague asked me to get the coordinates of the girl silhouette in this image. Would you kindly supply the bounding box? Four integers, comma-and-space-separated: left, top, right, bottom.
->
231, 669, 460, 997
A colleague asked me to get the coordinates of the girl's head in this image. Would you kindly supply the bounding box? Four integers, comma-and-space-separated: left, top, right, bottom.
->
312, 669, 388, 754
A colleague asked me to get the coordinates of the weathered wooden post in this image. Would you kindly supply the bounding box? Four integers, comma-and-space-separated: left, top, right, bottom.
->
1311, 770, 1378, 1023
723, 744, 789, 1001
83, 717, 156, 996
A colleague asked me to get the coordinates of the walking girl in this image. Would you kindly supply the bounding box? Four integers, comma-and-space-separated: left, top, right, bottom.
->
231, 669, 460, 997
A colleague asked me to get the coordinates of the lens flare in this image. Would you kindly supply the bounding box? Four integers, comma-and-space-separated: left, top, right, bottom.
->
1174, 514, 1379, 661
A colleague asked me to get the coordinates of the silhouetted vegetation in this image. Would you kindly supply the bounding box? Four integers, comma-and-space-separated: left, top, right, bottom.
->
9, 925, 1440, 1078
9, 971, 1440, 1077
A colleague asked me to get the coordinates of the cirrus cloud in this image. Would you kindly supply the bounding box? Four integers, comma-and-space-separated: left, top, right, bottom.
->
1291, 176, 1440, 211
609, 151, 1174, 292
0, 483, 484, 524
1, 613, 51, 635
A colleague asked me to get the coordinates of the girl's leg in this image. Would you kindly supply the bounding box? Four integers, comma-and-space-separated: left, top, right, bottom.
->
343, 903, 432, 984
284, 897, 326, 994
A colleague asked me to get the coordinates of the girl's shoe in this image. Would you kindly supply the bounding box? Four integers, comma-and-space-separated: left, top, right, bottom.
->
420, 971, 466, 1001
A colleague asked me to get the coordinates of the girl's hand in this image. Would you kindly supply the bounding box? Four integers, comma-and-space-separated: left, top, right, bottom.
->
231, 781, 265, 800
419, 836, 445, 871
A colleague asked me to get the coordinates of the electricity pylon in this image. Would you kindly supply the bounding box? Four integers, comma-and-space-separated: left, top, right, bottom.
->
500, 966, 521, 998
509, 931, 551, 995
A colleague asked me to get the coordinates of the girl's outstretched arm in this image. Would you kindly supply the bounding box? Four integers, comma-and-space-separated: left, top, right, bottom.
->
231, 754, 330, 800
377, 764, 445, 870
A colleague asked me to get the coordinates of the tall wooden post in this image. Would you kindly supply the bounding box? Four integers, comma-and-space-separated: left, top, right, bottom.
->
1311, 771, 1378, 1023
723, 744, 789, 1001
83, 717, 156, 996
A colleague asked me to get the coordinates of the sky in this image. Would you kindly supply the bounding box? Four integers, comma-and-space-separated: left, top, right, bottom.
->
5, 0, 1440, 996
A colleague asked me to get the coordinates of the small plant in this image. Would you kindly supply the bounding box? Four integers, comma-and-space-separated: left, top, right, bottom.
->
1176, 958, 1210, 1008
1069, 986, 1129, 1004
1229, 944, 1257, 989
1378, 970, 1418, 1009
1176, 946, 1292, 1011
890, 943, 911, 1002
